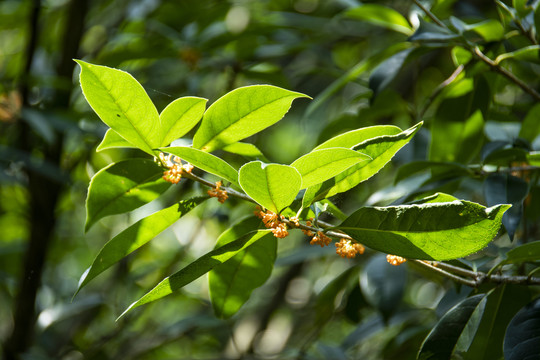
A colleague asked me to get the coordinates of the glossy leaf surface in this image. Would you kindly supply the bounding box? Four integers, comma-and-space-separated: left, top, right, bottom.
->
346, 4, 413, 35
337, 200, 510, 260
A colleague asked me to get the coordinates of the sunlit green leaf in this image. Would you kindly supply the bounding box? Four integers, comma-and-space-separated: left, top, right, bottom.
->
160, 146, 239, 185
77, 197, 207, 294
96, 129, 135, 152
337, 200, 510, 260
76, 60, 160, 155
192, 85, 310, 152
85, 159, 170, 232
345, 4, 413, 35
495, 45, 540, 64
291, 148, 371, 189
119, 230, 273, 319
159, 97, 207, 147
303, 122, 422, 206
239, 161, 301, 213
222, 142, 269, 161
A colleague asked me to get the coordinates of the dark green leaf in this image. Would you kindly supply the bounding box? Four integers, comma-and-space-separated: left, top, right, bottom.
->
483, 174, 529, 240
96, 129, 135, 152
417, 294, 487, 360
76, 60, 160, 155
504, 297, 540, 360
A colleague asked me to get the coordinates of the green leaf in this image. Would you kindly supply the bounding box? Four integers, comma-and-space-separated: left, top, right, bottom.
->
466, 284, 531, 360
430, 76, 490, 163
336, 200, 511, 261
369, 48, 416, 97
96, 129, 135, 152
291, 148, 371, 189
305, 43, 412, 116
496, 241, 540, 269
76, 60, 160, 155
209, 217, 276, 318
495, 45, 540, 64
504, 297, 540, 360
360, 254, 407, 321
222, 142, 269, 161
119, 230, 273, 319
395, 161, 472, 184
408, 192, 459, 205
314, 125, 402, 150
238, 161, 301, 213
465, 19, 505, 42
77, 197, 207, 294
409, 19, 461, 43
417, 294, 487, 360
192, 85, 310, 152
159, 97, 207, 147
519, 103, 540, 142
303, 122, 422, 206
345, 4, 413, 35
483, 174, 529, 240
159, 146, 239, 185
85, 159, 170, 232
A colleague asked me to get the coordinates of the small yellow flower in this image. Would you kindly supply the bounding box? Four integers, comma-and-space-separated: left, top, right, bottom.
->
386, 254, 407, 266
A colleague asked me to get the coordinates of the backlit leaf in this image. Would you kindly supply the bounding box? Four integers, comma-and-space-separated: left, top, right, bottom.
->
159, 97, 207, 147
96, 129, 135, 152
85, 159, 170, 232
291, 148, 371, 189
239, 161, 301, 213
160, 146, 239, 185
192, 85, 310, 152
345, 4, 413, 35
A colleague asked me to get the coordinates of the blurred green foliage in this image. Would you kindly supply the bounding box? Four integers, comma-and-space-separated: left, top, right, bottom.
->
1, 0, 540, 359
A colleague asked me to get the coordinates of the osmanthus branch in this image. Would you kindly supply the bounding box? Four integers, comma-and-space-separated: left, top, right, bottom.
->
182, 169, 540, 287
412, 0, 540, 102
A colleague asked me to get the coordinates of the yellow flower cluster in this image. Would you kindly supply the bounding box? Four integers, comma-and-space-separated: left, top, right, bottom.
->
335, 239, 365, 258
386, 254, 407, 266
207, 181, 228, 203
159, 153, 193, 184
254, 206, 289, 238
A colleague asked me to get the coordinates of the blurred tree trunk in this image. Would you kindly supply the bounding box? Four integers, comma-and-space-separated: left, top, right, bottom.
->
3, 0, 88, 358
